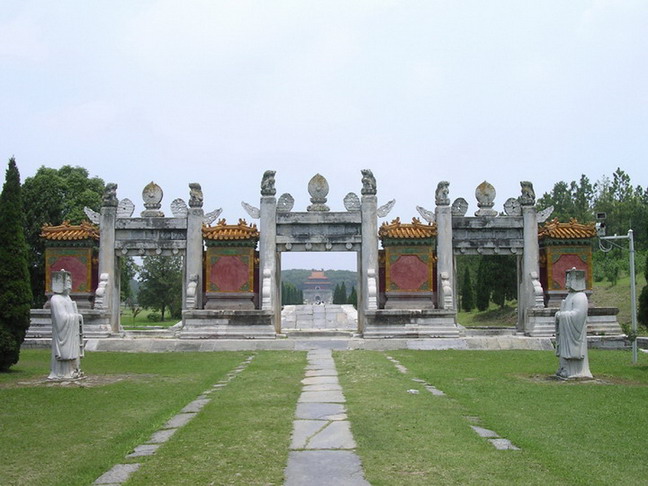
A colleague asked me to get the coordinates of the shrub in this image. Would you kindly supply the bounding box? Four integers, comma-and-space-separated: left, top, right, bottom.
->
147, 312, 162, 322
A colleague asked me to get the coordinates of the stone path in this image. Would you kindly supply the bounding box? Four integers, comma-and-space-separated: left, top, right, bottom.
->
284, 349, 370, 486
93, 354, 254, 486
386, 355, 520, 451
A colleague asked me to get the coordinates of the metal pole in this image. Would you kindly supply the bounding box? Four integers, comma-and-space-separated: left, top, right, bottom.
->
628, 229, 638, 364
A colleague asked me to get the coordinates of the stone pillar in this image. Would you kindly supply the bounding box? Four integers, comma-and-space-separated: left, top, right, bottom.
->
361, 199, 379, 333
98, 185, 119, 333
520, 182, 540, 332
186, 207, 204, 309
435, 184, 453, 309
258, 171, 278, 329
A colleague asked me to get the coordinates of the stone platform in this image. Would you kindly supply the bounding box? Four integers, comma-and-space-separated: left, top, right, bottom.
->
23, 335, 557, 352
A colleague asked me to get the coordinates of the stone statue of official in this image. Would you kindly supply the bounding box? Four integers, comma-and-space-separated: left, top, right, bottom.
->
555, 268, 592, 379
48, 270, 84, 380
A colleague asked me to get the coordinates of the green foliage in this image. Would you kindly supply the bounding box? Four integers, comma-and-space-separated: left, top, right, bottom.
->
347, 285, 357, 307
119, 257, 138, 302
146, 312, 162, 322
0, 159, 33, 371
475, 258, 490, 311
461, 266, 474, 312
333, 281, 348, 304
639, 258, 648, 330
137, 255, 182, 321
281, 281, 303, 305
537, 174, 594, 223
22, 165, 104, 306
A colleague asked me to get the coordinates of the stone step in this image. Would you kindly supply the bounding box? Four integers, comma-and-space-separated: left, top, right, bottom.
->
463, 327, 517, 337
283, 330, 355, 338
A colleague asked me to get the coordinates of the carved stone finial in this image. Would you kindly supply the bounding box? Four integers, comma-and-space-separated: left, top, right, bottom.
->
141, 181, 164, 217
261, 170, 276, 196
189, 183, 203, 208
307, 174, 330, 212
117, 198, 135, 219
103, 183, 118, 207
503, 197, 521, 216
344, 192, 361, 211
474, 181, 498, 217
435, 181, 450, 206
277, 193, 295, 213
519, 181, 536, 206
361, 169, 377, 195
451, 198, 468, 217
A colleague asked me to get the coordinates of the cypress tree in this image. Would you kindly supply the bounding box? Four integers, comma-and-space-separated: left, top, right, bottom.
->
0, 158, 33, 371
475, 257, 490, 312
461, 267, 475, 312
347, 286, 357, 308
340, 282, 347, 304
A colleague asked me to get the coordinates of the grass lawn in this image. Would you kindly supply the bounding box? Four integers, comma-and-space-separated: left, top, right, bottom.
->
0, 350, 255, 486
3, 349, 647, 485
121, 308, 180, 329
336, 349, 648, 485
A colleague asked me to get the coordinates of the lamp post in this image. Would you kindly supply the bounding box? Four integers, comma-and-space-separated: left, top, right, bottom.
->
599, 229, 638, 364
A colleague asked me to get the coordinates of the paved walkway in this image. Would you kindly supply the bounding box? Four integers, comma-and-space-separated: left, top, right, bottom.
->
284, 349, 370, 486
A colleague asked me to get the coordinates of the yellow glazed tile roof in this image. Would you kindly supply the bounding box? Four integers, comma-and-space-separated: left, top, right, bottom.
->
203, 219, 260, 241
41, 221, 100, 241
379, 217, 437, 240
538, 218, 597, 239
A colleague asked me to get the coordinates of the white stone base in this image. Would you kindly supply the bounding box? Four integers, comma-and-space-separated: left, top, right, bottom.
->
525, 307, 622, 337
181, 310, 276, 339
363, 309, 459, 338
28, 309, 112, 339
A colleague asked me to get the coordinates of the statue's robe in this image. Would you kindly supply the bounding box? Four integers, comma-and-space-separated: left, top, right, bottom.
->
49, 294, 81, 380
555, 292, 592, 379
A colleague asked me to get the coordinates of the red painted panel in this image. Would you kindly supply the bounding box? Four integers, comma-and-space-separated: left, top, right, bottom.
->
390, 255, 428, 291
552, 254, 587, 289
211, 255, 250, 292
51, 256, 89, 292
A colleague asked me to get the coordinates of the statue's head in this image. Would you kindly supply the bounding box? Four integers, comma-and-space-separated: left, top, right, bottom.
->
52, 270, 72, 295
565, 268, 586, 292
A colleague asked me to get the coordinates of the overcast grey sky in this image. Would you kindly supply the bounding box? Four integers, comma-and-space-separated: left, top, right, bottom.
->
1, 1, 646, 270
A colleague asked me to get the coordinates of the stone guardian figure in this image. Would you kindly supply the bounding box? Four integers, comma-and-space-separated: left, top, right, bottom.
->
555, 268, 592, 379
49, 270, 84, 380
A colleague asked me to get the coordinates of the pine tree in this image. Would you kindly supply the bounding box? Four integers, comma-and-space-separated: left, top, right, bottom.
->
339, 282, 347, 304
461, 267, 474, 312
0, 158, 33, 371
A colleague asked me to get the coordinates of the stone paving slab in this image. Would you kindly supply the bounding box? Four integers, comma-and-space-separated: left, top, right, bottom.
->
94, 463, 142, 484
147, 428, 178, 444
301, 375, 339, 385
471, 425, 499, 438
302, 383, 342, 392
295, 403, 347, 421
290, 420, 328, 449
162, 412, 196, 429
305, 421, 356, 450
489, 438, 521, 450
299, 390, 345, 403
285, 451, 370, 486
181, 398, 211, 413
126, 444, 160, 458
304, 369, 338, 377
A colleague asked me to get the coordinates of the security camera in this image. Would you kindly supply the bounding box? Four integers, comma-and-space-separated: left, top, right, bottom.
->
596, 221, 606, 237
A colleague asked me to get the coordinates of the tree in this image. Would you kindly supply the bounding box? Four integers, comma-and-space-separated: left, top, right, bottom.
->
638, 257, 648, 330
333, 282, 348, 304
475, 257, 490, 311
347, 286, 357, 308
461, 267, 474, 312
22, 166, 104, 306
137, 256, 183, 321
0, 159, 33, 370
282, 281, 303, 305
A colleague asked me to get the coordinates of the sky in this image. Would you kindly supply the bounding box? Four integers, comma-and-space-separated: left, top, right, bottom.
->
1, 1, 647, 270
